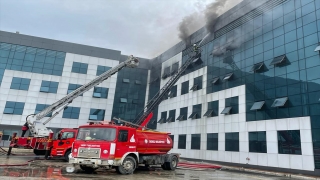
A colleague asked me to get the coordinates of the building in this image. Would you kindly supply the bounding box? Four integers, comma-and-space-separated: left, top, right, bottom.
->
0, 0, 319, 175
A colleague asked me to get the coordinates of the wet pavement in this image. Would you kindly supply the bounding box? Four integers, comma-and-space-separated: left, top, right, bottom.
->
0, 154, 299, 180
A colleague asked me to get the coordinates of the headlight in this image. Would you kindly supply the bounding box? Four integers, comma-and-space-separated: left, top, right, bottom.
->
74, 149, 77, 153
80, 150, 83, 153
95, 151, 98, 154
103, 150, 108, 154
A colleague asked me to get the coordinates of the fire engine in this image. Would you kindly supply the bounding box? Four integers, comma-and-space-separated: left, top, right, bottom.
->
68, 45, 202, 174
7, 55, 140, 161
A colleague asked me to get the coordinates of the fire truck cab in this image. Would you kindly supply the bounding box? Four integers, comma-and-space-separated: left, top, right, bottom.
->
69, 122, 179, 174
50, 128, 78, 161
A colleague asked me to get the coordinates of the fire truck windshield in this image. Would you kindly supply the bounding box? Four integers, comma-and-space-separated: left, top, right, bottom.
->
76, 127, 116, 141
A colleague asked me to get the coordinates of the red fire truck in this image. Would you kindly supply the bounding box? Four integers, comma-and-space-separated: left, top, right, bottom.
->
68, 45, 202, 174
7, 56, 140, 161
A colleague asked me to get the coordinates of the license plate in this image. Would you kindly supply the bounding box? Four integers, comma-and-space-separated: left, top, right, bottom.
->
82, 160, 91, 164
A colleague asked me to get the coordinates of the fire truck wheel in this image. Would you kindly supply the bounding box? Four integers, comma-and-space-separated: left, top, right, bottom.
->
64, 150, 71, 162
164, 156, 178, 170
116, 156, 136, 175
161, 163, 168, 170
80, 165, 97, 173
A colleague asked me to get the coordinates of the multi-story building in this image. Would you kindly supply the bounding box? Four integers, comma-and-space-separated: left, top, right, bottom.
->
0, 0, 319, 175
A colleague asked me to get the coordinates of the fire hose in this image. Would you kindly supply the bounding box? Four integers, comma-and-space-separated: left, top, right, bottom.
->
177, 162, 221, 170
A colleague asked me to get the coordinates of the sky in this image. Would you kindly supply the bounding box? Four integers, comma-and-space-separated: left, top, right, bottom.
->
0, 0, 216, 59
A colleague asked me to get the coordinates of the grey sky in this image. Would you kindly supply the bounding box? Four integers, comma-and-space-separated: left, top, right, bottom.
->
0, 0, 214, 59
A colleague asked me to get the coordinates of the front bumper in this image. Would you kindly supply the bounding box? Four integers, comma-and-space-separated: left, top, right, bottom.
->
69, 157, 118, 167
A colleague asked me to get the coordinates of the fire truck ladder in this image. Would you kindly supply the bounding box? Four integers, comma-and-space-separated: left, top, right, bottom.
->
133, 48, 202, 127
27, 55, 139, 137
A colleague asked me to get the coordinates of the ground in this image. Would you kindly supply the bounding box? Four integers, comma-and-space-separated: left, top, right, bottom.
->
0, 149, 315, 180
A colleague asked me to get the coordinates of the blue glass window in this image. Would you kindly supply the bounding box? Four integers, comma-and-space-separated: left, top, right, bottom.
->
10, 77, 30, 91
71, 62, 88, 74
278, 130, 301, 155
249, 131, 267, 153
178, 134, 186, 149
67, 84, 82, 96
207, 133, 218, 150
89, 109, 105, 120
35, 104, 52, 117
62, 106, 80, 119
303, 22, 317, 36
225, 132, 239, 151
189, 104, 201, 119
191, 134, 201, 150
40, 80, 58, 93
93, 87, 108, 98
96, 65, 111, 76
3, 101, 25, 115
181, 81, 189, 95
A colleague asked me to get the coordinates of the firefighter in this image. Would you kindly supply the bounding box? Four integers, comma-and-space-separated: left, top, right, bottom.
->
193, 44, 199, 52
21, 122, 29, 137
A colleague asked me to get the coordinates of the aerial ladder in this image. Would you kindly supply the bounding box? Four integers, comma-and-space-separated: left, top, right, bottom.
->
26, 55, 139, 137
121, 44, 202, 128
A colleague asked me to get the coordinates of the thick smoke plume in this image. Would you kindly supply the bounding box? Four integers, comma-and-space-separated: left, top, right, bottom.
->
178, 0, 241, 44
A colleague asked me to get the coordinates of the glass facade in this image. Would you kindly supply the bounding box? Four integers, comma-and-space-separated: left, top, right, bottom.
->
93, 87, 108, 98
67, 84, 83, 96
10, 77, 30, 91
35, 104, 52, 117
111, 68, 148, 123
0, 42, 65, 86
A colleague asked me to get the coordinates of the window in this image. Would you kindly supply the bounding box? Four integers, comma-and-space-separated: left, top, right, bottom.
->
211, 77, 220, 84
93, 87, 108, 98
135, 80, 141, 85
223, 52, 233, 64
162, 67, 170, 79
158, 111, 167, 123
204, 100, 219, 117
3, 101, 24, 115
132, 99, 139, 104
223, 73, 233, 81
61, 132, 74, 139
62, 106, 80, 119
207, 133, 218, 150
167, 110, 176, 123
189, 104, 201, 119
278, 130, 301, 155
249, 131, 267, 153
271, 97, 288, 107
169, 135, 174, 147
250, 101, 265, 110
10, 77, 30, 91
177, 107, 187, 121
40, 80, 58, 93
222, 96, 238, 114
168, 85, 177, 98
181, 81, 189, 95
314, 44, 320, 52
67, 84, 82, 96
96, 65, 111, 76
251, 62, 264, 72
118, 130, 128, 142
191, 134, 201, 150
35, 104, 52, 117
225, 132, 239, 151
178, 134, 186, 149
190, 76, 202, 91
89, 109, 105, 120
123, 78, 130, 83
269, 54, 286, 66
120, 98, 127, 103
171, 62, 179, 75
71, 62, 88, 74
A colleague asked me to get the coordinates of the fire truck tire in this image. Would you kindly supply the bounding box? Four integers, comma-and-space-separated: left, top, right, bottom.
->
33, 149, 46, 156
164, 155, 178, 170
80, 165, 97, 173
161, 163, 168, 170
116, 156, 136, 175
64, 150, 71, 162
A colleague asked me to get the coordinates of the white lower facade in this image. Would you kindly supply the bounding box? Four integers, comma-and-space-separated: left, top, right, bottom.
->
157, 55, 314, 171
